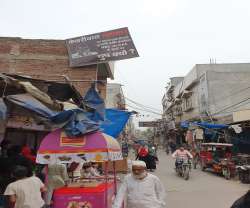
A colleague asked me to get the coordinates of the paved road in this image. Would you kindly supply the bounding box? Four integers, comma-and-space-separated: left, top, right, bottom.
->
154, 151, 249, 208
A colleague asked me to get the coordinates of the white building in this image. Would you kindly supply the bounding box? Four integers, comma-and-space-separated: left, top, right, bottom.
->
105, 83, 125, 109
162, 63, 250, 125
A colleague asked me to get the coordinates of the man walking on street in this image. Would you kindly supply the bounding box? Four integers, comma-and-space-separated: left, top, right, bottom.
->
112, 160, 166, 208
4, 165, 46, 208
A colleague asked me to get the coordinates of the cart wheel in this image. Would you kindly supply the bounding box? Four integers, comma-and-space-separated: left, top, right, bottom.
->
179, 169, 183, 177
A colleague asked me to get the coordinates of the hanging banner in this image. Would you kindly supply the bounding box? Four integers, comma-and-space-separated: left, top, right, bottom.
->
139, 121, 159, 127
66, 27, 139, 67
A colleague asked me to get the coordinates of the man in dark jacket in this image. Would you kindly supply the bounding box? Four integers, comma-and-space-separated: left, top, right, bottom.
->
7, 145, 33, 177
231, 190, 250, 208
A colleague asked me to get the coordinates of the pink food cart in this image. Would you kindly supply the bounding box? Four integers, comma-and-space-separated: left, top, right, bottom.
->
36, 129, 124, 208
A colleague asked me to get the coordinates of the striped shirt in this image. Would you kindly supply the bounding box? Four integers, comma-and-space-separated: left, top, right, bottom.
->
172, 149, 193, 159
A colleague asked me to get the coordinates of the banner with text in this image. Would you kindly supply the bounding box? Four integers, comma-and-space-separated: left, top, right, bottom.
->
66, 27, 139, 67
139, 121, 159, 127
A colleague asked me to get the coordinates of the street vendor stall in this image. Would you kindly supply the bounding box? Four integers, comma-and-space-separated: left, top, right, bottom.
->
36, 129, 123, 208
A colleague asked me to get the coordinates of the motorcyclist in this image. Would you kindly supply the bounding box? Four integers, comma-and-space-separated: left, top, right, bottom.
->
172, 145, 193, 167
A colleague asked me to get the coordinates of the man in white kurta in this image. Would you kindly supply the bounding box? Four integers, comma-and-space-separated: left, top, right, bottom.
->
112, 161, 166, 208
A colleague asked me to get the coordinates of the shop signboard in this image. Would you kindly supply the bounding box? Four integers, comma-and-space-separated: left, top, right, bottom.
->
66, 27, 139, 67
7, 115, 47, 131
139, 121, 159, 127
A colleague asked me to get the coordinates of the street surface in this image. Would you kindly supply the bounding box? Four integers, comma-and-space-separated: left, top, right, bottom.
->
154, 150, 249, 208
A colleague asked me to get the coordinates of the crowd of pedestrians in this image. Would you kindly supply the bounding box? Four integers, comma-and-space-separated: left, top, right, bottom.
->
0, 139, 249, 208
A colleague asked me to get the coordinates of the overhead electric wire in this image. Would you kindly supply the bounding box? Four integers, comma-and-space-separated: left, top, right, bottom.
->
126, 101, 162, 115
125, 97, 162, 112
126, 100, 162, 115
210, 85, 250, 109
126, 103, 162, 116
127, 105, 162, 116
214, 99, 250, 115
216, 85, 250, 101
212, 97, 250, 116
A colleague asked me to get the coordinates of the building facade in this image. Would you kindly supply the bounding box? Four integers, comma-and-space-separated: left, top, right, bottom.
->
105, 83, 125, 109
162, 63, 250, 127
0, 37, 114, 98
0, 36, 115, 149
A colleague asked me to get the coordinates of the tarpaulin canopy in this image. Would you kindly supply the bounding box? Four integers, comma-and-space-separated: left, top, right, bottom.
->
195, 122, 228, 129
5, 85, 131, 138
6, 93, 99, 136
36, 129, 123, 164
50, 109, 99, 136
180, 121, 228, 129
3, 73, 84, 105
83, 84, 105, 122
180, 121, 189, 128
6, 93, 57, 118
101, 108, 132, 138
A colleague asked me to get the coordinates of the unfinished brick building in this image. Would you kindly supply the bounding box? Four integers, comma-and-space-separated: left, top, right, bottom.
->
0, 37, 114, 98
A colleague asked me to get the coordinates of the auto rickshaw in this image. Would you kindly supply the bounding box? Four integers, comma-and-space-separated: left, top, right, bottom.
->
199, 143, 236, 179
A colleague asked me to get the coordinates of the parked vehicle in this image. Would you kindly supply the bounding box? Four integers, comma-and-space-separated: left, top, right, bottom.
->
236, 154, 250, 184
237, 165, 250, 183
199, 143, 236, 180
175, 158, 192, 180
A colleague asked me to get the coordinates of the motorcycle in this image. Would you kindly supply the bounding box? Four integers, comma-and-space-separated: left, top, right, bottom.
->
237, 165, 250, 184
175, 158, 192, 180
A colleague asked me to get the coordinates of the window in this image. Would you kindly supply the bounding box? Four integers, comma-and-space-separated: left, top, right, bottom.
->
183, 96, 193, 111
174, 104, 183, 116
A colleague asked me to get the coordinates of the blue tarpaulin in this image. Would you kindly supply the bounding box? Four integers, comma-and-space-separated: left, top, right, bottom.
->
194, 122, 228, 129
50, 109, 99, 136
5, 85, 131, 138
101, 108, 132, 138
6, 94, 57, 118
82, 86, 132, 138
83, 84, 105, 122
6, 94, 99, 137
181, 121, 228, 129
180, 121, 189, 128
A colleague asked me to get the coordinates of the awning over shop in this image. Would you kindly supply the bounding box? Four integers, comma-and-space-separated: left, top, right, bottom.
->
0, 73, 132, 139
181, 121, 228, 129
6, 93, 57, 118
195, 122, 228, 129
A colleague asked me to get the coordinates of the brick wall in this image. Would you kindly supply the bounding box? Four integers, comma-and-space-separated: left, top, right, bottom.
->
0, 37, 107, 98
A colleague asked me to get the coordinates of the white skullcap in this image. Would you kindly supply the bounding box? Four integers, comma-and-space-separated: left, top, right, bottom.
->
132, 160, 147, 167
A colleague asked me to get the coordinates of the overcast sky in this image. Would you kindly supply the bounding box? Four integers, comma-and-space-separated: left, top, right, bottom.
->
1, 0, 250, 122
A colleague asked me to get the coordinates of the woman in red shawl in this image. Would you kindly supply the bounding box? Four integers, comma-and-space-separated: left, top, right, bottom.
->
136, 144, 151, 169
21, 146, 36, 164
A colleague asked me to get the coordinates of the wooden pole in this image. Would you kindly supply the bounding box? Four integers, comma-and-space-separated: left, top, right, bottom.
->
113, 161, 117, 195
104, 161, 108, 207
